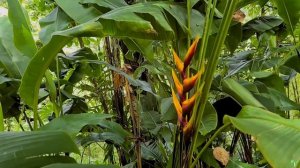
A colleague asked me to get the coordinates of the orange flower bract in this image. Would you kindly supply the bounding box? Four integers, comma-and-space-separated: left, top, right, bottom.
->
171, 37, 203, 139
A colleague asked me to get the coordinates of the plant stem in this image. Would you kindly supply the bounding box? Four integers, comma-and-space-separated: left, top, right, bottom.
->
0, 102, 3, 131
191, 123, 231, 168
188, 0, 238, 165
56, 57, 63, 116
187, 0, 191, 46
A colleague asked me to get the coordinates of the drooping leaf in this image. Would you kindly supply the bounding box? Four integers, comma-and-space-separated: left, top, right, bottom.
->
225, 105, 300, 168
0, 131, 79, 168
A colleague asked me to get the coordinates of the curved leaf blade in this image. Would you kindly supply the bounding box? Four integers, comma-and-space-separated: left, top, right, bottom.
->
225, 106, 300, 168
0, 131, 79, 168
222, 78, 264, 108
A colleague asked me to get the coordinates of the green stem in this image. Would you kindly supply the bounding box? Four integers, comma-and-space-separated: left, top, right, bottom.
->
56, 57, 63, 116
188, 0, 238, 165
0, 102, 3, 131
33, 107, 38, 130
191, 123, 231, 168
187, 0, 191, 45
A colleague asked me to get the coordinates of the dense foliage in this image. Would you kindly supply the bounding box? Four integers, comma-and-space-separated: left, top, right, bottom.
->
0, 0, 300, 168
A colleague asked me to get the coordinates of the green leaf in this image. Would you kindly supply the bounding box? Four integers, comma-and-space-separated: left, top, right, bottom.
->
283, 54, 300, 73
43, 164, 119, 168
226, 22, 242, 53
141, 110, 161, 131
225, 106, 300, 168
55, 0, 101, 24
200, 149, 221, 168
252, 71, 285, 93
7, 0, 37, 58
226, 160, 258, 168
0, 17, 30, 78
98, 2, 174, 40
19, 22, 104, 107
242, 16, 283, 41
80, 0, 127, 10
160, 97, 177, 122
199, 101, 218, 135
222, 78, 264, 108
0, 131, 79, 168
39, 113, 113, 135
267, 87, 300, 111
272, 0, 300, 33
39, 7, 73, 44
156, 3, 206, 38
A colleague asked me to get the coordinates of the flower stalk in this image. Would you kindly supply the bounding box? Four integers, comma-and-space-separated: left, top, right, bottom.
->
171, 36, 204, 140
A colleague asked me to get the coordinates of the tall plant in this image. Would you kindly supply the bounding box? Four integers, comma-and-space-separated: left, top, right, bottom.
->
170, 0, 238, 167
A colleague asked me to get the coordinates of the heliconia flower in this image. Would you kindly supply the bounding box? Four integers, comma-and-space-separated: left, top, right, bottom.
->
184, 36, 200, 69
182, 92, 199, 116
183, 72, 200, 93
173, 50, 184, 74
172, 89, 183, 123
171, 36, 203, 139
172, 69, 183, 97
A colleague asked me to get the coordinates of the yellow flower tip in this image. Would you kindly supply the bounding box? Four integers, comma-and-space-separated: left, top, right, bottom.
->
173, 49, 184, 73
172, 69, 183, 97
183, 37, 200, 68
182, 92, 198, 116
172, 89, 183, 122
183, 72, 200, 93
